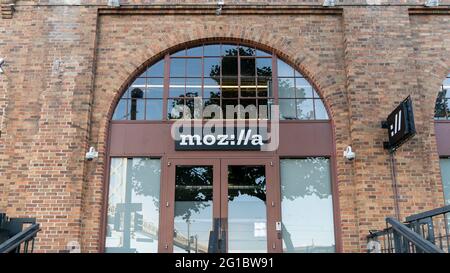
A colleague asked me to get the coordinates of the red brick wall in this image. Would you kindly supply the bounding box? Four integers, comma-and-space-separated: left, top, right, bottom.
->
0, 4, 449, 253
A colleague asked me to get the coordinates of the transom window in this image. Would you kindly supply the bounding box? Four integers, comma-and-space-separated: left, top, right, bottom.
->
112, 43, 329, 121
434, 73, 450, 120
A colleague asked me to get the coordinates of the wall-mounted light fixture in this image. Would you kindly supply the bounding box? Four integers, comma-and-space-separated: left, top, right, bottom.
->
0, 58, 4, 74
85, 147, 99, 161
343, 146, 356, 161
216, 0, 224, 15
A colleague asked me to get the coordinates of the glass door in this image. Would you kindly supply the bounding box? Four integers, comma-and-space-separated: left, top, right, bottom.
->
221, 159, 282, 253
163, 158, 281, 253
164, 159, 221, 253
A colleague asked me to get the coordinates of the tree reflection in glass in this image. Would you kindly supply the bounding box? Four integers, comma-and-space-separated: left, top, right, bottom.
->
228, 166, 267, 253
173, 166, 213, 253
105, 158, 161, 253
280, 158, 335, 253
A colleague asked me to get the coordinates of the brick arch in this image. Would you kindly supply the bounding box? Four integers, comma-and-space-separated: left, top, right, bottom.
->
427, 66, 450, 121
84, 32, 350, 252
105, 37, 334, 127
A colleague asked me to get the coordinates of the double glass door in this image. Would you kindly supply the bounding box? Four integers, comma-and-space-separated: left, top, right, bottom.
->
161, 158, 281, 253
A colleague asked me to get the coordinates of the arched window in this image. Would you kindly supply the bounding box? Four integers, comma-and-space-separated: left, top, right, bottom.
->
434, 73, 450, 120
112, 43, 329, 121
436, 73, 450, 205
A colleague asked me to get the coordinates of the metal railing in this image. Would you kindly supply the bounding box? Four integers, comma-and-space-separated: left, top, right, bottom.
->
367, 205, 450, 253
0, 214, 41, 253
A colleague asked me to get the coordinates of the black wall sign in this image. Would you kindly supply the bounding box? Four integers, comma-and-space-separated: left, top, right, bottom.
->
384, 96, 416, 151
174, 127, 266, 151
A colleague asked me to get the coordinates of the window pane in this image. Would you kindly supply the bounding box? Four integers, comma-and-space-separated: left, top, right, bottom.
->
186, 58, 202, 77
278, 78, 295, 98
279, 99, 297, 120
258, 79, 272, 97
240, 99, 258, 119
222, 77, 238, 98
440, 158, 450, 205
256, 49, 271, 57
296, 99, 314, 120
146, 99, 163, 120
173, 166, 213, 253
129, 98, 145, 120
171, 49, 186, 57
186, 78, 202, 97
222, 99, 239, 119
435, 93, 447, 119
168, 98, 185, 119
222, 57, 238, 76
222, 44, 238, 56
186, 46, 203, 56
105, 158, 161, 253
314, 99, 329, 120
241, 77, 256, 97
258, 99, 269, 119
204, 44, 221, 56
146, 78, 164, 98
228, 166, 267, 253
280, 158, 335, 253
203, 98, 221, 119
204, 58, 221, 78
447, 99, 450, 119
185, 98, 202, 119
169, 78, 185, 98
277, 59, 294, 77
239, 46, 255, 56
146, 59, 165, 77
256, 58, 272, 78
130, 78, 146, 89
170, 58, 185, 77
295, 78, 313, 98
240, 58, 256, 76
113, 99, 128, 120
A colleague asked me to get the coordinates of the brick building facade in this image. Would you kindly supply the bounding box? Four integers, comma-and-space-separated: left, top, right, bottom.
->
0, 1, 450, 253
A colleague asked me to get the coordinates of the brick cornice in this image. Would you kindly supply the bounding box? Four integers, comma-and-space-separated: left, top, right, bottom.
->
409, 7, 450, 15
98, 5, 343, 16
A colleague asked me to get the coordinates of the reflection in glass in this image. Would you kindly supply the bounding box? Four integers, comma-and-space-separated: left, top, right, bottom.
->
277, 59, 294, 77
280, 158, 335, 253
434, 74, 450, 120
278, 78, 295, 98
296, 99, 314, 120
256, 58, 272, 78
113, 99, 127, 120
279, 99, 297, 120
130, 88, 144, 120
106, 158, 161, 253
111, 43, 329, 121
174, 166, 213, 253
314, 99, 329, 120
228, 166, 267, 253
439, 159, 450, 205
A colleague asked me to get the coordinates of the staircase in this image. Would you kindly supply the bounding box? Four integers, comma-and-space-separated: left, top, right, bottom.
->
0, 213, 41, 253
367, 205, 450, 253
